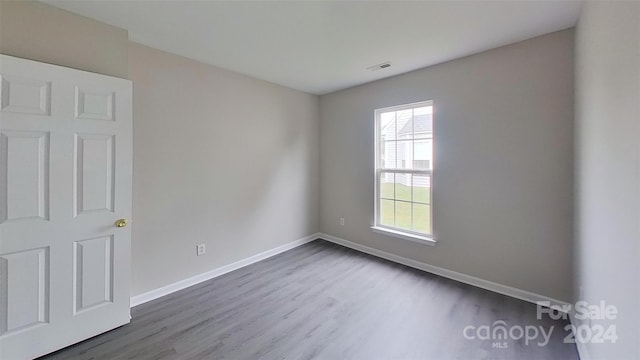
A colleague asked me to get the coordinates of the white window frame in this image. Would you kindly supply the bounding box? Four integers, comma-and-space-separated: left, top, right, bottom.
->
372, 100, 436, 246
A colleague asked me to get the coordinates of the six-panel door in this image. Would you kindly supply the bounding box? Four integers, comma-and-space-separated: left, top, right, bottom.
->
0, 55, 132, 360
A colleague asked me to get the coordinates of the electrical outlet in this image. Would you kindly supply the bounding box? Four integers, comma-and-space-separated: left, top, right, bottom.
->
196, 244, 206, 256
340, 218, 345, 226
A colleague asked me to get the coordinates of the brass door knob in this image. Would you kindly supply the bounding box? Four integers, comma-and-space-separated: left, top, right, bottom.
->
115, 219, 129, 228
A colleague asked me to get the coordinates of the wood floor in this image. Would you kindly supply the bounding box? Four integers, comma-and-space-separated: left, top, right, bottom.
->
41, 240, 579, 360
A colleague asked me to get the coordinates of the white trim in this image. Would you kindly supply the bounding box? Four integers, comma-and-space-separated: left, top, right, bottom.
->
371, 226, 436, 246
130, 233, 320, 307
319, 232, 570, 309
374, 100, 434, 239
376, 100, 434, 113
131, 232, 571, 317
569, 311, 590, 360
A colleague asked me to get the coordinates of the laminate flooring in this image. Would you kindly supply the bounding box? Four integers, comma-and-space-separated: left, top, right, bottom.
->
41, 239, 579, 360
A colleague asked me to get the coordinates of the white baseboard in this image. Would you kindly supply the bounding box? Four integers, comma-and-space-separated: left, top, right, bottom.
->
130, 233, 321, 307
569, 312, 590, 360
319, 232, 570, 309
131, 231, 570, 317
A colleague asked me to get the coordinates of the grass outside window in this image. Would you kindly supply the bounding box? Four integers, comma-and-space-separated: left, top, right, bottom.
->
379, 182, 431, 235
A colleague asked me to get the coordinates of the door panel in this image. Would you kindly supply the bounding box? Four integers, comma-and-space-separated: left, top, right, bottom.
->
1, 76, 51, 116
0, 247, 49, 335
0, 55, 132, 359
74, 134, 115, 216
75, 87, 114, 122
73, 236, 114, 314
1, 131, 50, 223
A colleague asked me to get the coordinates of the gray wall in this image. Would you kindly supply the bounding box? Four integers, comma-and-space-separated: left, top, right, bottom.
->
319, 30, 575, 301
574, 1, 640, 358
0, 1, 129, 79
128, 43, 319, 296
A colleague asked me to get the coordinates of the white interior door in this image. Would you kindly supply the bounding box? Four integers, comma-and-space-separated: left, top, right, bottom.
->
0, 55, 132, 359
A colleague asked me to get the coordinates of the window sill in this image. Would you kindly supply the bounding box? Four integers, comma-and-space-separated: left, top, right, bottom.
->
371, 226, 437, 246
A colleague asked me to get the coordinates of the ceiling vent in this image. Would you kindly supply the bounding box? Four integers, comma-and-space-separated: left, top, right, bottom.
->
366, 62, 391, 71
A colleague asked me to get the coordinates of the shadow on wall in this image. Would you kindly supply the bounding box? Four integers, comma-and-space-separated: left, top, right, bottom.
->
129, 42, 319, 295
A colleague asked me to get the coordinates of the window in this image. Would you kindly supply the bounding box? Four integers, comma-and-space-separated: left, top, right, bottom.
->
374, 101, 434, 242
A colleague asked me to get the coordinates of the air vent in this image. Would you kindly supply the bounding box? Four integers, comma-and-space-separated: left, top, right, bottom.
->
366, 62, 391, 71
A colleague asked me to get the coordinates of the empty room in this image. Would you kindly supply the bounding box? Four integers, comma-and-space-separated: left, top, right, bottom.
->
0, 0, 638, 359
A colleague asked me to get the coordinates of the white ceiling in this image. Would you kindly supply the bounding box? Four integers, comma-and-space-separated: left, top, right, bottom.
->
42, 0, 583, 95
